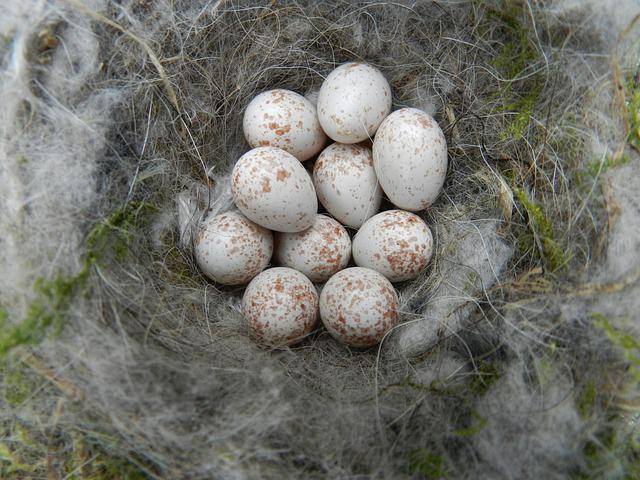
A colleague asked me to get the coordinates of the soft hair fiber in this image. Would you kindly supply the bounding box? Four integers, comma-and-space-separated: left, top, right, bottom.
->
1, 0, 639, 478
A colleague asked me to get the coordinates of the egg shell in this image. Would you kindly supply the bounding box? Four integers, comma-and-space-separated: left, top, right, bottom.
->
242, 267, 319, 347
317, 63, 392, 143
352, 210, 433, 282
194, 211, 273, 285
312, 142, 382, 228
319, 267, 398, 348
231, 146, 318, 232
372, 108, 448, 211
243, 89, 327, 161
274, 214, 351, 283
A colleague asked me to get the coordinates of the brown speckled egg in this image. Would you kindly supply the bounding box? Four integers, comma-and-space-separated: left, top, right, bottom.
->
352, 210, 433, 282
231, 146, 317, 232
274, 214, 351, 283
243, 89, 327, 161
242, 267, 319, 347
194, 211, 273, 285
317, 63, 392, 143
319, 267, 398, 348
372, 108, 448, 211
312, 142, 382, 228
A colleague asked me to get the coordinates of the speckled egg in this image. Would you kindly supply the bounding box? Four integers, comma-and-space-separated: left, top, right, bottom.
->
352, 210, 433, 282
319, 267, 398, 348
231, 146, 317, 232
312, 143, 382, 228
194, 211, 273, 285
243, 89, 327, 161
242, 267, 319, 347
317, 63, 392, 143
274, 214, 351, 283
372, 108, 448, 211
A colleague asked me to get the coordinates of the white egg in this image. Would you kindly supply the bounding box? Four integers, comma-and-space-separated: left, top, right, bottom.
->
194, 211, 273, 285
372, 108, 448, 211
231, 146, 317, 233
274, 214, 351, 283
242, 267, 319, 347
319, 267, 398, 348
243, 89, 327, 162
317, 63, 392, 143
312, 142, 382, 228
352, 210, 433, 282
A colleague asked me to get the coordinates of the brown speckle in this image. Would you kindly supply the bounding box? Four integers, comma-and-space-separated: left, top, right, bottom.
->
276, 169, 291, 181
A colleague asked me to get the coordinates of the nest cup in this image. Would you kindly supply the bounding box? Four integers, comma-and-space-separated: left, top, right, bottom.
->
1, 1, 640, 479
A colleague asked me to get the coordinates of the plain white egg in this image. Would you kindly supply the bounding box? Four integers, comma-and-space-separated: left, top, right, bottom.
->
372, 108, 448, 211
317, 63, 392, 143
194, 211, 273, 285
231, 146, 317, 233
274, 214, 351, 283
319, 267, 398, 348
242, 267, 319, 347
312, 142, 382, 228
352, 210, 433, 282
243, 89, 327, 161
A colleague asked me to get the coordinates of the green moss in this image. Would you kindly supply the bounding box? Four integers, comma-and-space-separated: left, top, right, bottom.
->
627, 72, 640, 151
408, 450, 448, 479
499, 82, 542, 140
2, 364, 32, 407
0, 202, 157, 474
0, 202, 155, 358
64, 440, 150, 480
486, 1, 543, 140
0, 443, 36, 476
578, 422, 639, 480
576, 380, 597, 420
156, 239, 200, 286
492, 36, 536, 81
513, 187, 568, 272
592, 313, 640, 383
0, 421, 44, 476
468, 360, 500, 396
1, 427, 150, 479
570, 315, 640, 478
85, 201, 156, 265
1, 386, 151, 479
487, 1, 535, 77
453, 411, 487, 437
0, 273, 87, 355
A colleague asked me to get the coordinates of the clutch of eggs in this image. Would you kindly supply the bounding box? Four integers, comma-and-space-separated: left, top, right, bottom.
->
191, 61, 451, 348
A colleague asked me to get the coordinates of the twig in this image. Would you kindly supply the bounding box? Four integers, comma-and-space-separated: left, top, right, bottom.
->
22, 351, 85, 401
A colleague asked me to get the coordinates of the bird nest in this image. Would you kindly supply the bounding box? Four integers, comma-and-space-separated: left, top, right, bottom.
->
1, 1, 639, 478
